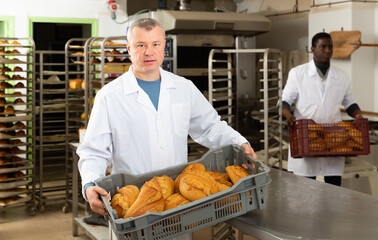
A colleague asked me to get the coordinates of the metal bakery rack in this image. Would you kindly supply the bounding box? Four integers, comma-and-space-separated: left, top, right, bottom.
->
35, 50, 67, 212
84, 36, 129, 126
64, 38, 88, 213
208, 48, 283, 169
0, 37, 37, 215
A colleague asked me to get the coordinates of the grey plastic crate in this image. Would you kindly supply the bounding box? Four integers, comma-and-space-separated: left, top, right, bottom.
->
95, 144, 271, 240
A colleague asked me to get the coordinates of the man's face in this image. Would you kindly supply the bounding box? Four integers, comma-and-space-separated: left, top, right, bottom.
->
311, 37, 333, 64
127, 26, 166, 77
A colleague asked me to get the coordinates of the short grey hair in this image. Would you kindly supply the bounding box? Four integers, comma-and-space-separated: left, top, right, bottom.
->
127, 18, 165, 42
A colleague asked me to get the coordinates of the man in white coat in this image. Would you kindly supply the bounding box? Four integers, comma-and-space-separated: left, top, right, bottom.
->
77, 17, 256, 236
282, 32, 362, 186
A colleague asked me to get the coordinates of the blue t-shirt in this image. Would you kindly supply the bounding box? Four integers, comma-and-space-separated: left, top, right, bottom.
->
136, 78, 161, 110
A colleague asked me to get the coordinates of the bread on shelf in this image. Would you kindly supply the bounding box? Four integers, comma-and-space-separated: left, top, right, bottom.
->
12, 75, 24, 80
15, 130, 25, 137
10, 147, 20, 154
0, 173, 8, 180
4, 106, 15, 114
69, 79, 83, 89
14, 82, 25, 88
11, 139, 22, 145
11, 41, 21, 45
13, 92, 22, 96
13, 171, 25, 178
0, 67, 12, 72
0, 149, 7, 156
0, 139, 9, 145
15, 121, 26, 129
0, 82, 13, 88
11, 49, 20, 54
13, 66, 23, 72
11, 156, 21, 162
14, 98, 25, 104
0, 98, 6, 105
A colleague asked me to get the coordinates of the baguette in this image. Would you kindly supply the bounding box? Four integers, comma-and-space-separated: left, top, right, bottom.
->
165, 193, 191, 211
154, 175, 174, 200
179, 169, 219, 201
207, 171, 233, 191
225, 165, 249, 185
174, 163, 206, 193
111, 185, 139, 218
124, 178, 166, 218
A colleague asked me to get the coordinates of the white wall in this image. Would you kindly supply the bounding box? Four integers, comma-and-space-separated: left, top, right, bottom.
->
0, 0, 128, 38
236, 0, 310, 51
238, 0, 377, 114
309, 2, 378, 114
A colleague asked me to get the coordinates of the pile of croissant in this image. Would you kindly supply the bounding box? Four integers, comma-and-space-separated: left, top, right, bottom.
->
110, 163, 249, 219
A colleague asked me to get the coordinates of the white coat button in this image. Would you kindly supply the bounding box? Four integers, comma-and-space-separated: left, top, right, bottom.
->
160, 144, 166, 149
157, 115, 161, 120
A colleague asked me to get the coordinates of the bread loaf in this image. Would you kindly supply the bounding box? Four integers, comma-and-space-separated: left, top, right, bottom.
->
154, 175, 174, 200
207, 171, 233, 191
69, 79, 83, 89
165, 193, 191, 211
174, 163, 206, 193
4, 106, 14, 114
225, 165, 249, 185
124, 178, 166, 218
111, 185, 139, 218
179, 169, 219, 201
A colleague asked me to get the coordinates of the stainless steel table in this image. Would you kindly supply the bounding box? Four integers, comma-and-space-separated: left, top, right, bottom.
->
227, 168, 378, 240
70, 142, 109, 240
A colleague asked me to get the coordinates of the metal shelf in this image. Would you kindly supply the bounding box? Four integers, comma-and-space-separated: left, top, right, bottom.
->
0, 37, 37, 216
35, 50, 68, 212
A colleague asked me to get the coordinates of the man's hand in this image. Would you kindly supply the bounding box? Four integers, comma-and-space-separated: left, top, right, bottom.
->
283, 108, 296, 128
241, 143, 257, 158
355, 113, 363, 119
86, 186, 109, 216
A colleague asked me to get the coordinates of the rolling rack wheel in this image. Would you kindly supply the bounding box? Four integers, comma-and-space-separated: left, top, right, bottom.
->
26, 206, 37, 216
38, 202, 46, 213
62, 203, 69, 213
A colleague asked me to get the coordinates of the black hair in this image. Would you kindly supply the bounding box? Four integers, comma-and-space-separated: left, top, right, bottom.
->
312, 32, 332, 47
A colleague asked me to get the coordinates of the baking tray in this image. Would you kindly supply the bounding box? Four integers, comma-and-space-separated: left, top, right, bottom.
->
0, 195, 31, 207
0, 187, 28, 198
0, 179, 30, 190
0, 163, 33, 174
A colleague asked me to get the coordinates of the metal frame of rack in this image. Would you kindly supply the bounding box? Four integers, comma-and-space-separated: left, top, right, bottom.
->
0, 37, 37, 215
83, 36, 129, 126
208, 48, 283, 169
64, 38, 88, 213
35, 50, 67, 212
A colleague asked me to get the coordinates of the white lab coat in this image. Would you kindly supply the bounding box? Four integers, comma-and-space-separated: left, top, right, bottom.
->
282, 59, 356, 176
77, 66, 247, 194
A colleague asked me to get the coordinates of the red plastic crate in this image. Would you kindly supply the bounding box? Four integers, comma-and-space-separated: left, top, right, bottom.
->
289, 118, 370, 158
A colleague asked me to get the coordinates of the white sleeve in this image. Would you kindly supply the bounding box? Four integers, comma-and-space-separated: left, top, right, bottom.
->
187, 82, 247, 149
341, 72, 356, 109
77, 91, 113, 199
282, 68, 299, 105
